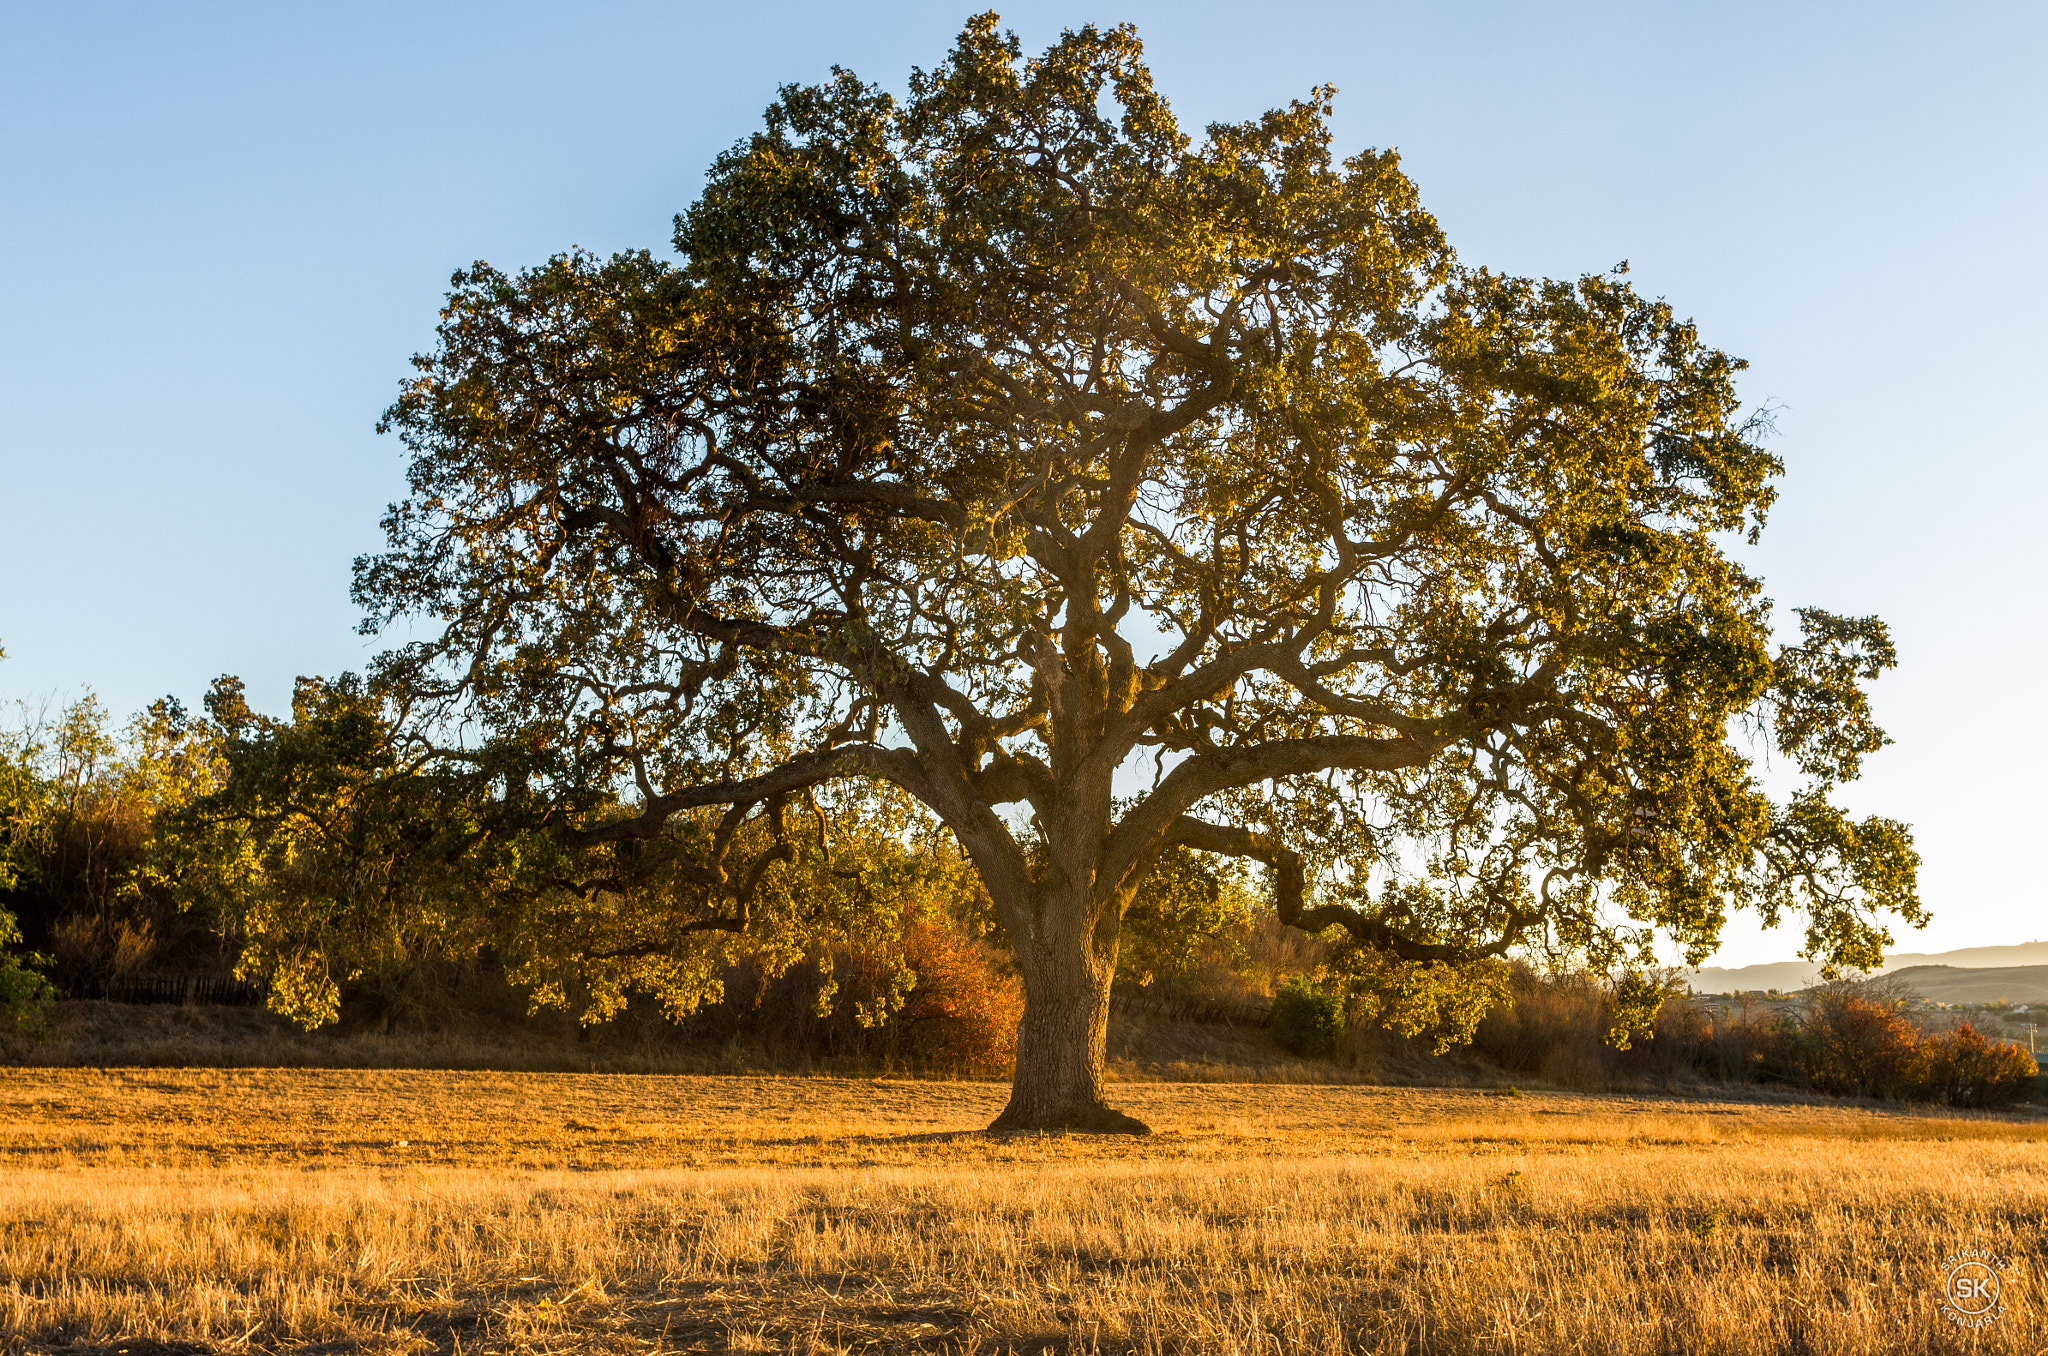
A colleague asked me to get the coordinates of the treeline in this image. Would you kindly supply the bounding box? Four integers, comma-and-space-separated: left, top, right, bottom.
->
0, 672, 1035, 1066
0, 689, 209, 1025
0, 669, 1498, 1072
1260, 963, 2041, 1109
2, 671, 2038, 1107
0, 670, 1268, 1073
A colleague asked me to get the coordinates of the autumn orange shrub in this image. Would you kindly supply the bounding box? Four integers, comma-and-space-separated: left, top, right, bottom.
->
1774, 986, 1925, 1099
1747, 992, 2038, 1108
890, 919, 1021, 1073
709, 916, 1019, 1074
1464, 970, 2040, 1107
1914, 1022, 2040, 1108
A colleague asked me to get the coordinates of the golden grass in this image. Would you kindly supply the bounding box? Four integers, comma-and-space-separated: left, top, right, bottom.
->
2, 1069, 2044, 1354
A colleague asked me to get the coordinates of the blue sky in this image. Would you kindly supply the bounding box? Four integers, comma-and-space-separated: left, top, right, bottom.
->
2, 2, 2042, 966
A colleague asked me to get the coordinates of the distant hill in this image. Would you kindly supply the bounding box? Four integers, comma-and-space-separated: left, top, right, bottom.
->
1880, 941, 2048, 970
1883, 965, 2048, 1006
1684, 960, 1826, 993
1686, 940, 2048, 995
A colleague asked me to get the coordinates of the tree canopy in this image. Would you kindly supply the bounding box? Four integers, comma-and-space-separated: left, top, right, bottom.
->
357, 16, 1919, 1130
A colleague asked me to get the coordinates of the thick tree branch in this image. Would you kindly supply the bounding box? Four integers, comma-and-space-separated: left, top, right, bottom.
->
1167, 816, 1536, 963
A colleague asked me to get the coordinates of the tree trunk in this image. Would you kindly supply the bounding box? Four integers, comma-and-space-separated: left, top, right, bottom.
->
989, 887, 1149, 1134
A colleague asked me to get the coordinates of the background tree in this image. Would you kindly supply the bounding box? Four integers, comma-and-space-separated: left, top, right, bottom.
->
361, 16, 1921, 1131
0, 644, 57, 1031
0, 638, 222, 999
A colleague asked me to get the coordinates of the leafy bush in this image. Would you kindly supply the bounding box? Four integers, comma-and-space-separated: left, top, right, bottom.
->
0, 961, 54, 1036
891, 919, 1022, 1072
1776, 983, 1924, 1099
0, 906, 53, 1036
713, 913, 1021, 1074
1646, 980, 2037, 1108
1270, 975, 1345, 1056
1914, 1023, 2039, 1108
1739, 983, 2036, 1108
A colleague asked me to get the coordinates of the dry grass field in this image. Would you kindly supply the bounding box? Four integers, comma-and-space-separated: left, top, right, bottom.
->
1, 1069, 2044, 1355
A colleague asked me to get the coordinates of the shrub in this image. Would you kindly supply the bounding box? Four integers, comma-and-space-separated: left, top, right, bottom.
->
891, 919, 1022, 1073
0, 960, 54, 1036
1469, 963, 1701, 1089
0, 906, 54, 1036
1472, 965, 1605, 1083
1914, 1023, 2039, 1108
1678, 982, 2036, 1108
1779, 984, 1924, 1099
1270, 975, 1345, 1056
710, 915, 1021, 1074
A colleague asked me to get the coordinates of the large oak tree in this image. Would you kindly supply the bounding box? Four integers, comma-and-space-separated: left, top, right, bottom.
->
360, 17, 1920, 1131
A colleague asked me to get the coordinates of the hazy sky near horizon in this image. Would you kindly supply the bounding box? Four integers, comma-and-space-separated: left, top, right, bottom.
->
2, 2, 2042, 968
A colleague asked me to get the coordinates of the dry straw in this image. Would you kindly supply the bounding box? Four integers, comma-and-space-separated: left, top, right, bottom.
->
1, 1069, 2042, 1353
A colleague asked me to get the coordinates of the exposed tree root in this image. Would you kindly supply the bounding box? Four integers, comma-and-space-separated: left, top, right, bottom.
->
987, 1101, 1153, 1135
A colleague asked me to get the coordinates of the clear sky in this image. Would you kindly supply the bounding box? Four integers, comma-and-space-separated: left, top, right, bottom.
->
2, 2, 2041, 967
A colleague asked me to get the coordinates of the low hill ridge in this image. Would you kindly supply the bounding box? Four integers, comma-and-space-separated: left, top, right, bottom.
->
1687, 941, 2048, 995
1880, 964, 2048, 1006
